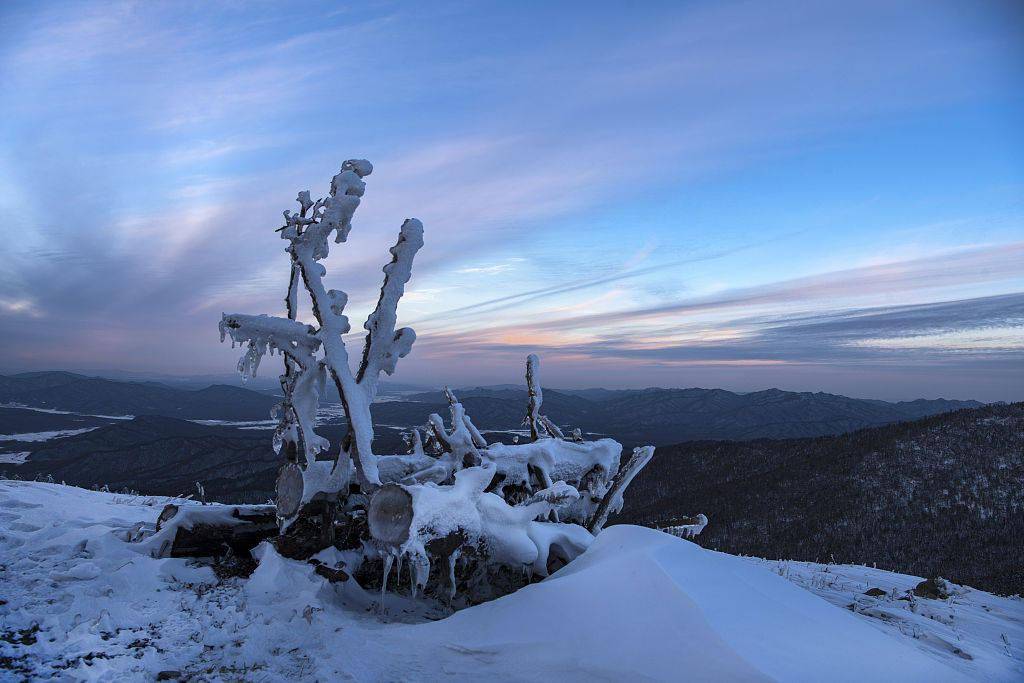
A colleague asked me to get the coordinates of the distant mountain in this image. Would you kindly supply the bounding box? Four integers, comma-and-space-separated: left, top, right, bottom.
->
618, 402, 1024, 596
402, 386, 982, 445
387, 388, 605, 435
0, 371, 279, 420
13, 416, 279, 503
6, 415, 414, 504
1, 372, 981, 443
0, 406, 115, 435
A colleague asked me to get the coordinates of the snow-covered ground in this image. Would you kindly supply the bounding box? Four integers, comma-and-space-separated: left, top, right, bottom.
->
0, 428, 100, 443
195, 403, 349, 430
0, 404, 133, 420
739, 556, 1022, 681
1, 481, 1021, 681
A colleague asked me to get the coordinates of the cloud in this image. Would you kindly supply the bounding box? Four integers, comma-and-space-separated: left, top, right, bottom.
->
417, 293, 1024, 368
0, 0, 1021, 404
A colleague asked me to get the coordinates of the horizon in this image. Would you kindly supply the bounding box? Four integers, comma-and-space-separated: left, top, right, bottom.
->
0, 366, 1003, 405
1, 1, 1022, 402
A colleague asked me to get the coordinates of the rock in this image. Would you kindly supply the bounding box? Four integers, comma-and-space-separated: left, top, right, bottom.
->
913, 577, 950, 600
310, 560, 350, 583
156, 671, 181, 681
864, 587, 887, 597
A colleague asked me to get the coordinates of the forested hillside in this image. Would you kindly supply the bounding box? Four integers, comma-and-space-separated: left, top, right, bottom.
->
621, 403, 1024, 595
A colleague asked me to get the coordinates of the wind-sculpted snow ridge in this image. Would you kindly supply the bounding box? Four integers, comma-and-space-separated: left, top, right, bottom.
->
2, 481, 1022, 681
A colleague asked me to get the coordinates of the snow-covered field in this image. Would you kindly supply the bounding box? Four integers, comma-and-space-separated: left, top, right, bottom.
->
0, 404, 134, 421
0, 428, 100, 443
0, 452, 30, 465
1, 481, 1021, 681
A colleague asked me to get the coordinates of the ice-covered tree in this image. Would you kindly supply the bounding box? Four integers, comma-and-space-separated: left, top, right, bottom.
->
220, 160, 421, 532
211, 159, 665, 602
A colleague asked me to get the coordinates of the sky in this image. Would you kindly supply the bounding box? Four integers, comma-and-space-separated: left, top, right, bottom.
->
0, 0, 1022, 401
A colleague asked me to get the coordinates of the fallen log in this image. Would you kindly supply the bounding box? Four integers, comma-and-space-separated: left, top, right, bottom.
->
143, 503, 278, 559
659, 514, 709, 540
367, 464, 593, 600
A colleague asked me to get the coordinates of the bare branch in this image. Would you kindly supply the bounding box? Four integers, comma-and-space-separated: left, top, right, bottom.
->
526, 354, 543, 441
586, 445, 655, 534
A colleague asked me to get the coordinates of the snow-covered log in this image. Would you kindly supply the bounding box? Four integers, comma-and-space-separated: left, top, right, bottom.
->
368, 463, 594, 598
142, 504, 277, 559
377, 387, 627, 526
660, 514, 709, 540
484, 438, 622, 522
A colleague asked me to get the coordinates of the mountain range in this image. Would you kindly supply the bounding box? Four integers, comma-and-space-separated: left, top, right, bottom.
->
1, 371, 983, 445
397, 386, 983, 445
6, 415, 415, 504
0, 371, 280, 420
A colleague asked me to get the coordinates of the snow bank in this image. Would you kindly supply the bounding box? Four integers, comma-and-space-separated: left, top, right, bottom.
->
413, 526, 973, 682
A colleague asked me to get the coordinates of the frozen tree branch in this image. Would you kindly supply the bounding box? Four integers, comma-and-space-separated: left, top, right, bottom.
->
660, 514, 709, 540
426, 388, 485, 470
524, 354, 564, 440
220, 159, 424, 519
526, 354, 543, 441
586, 445, 655, 534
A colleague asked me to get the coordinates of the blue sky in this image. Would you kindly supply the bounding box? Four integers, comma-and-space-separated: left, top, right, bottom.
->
0, 0, 1022, 400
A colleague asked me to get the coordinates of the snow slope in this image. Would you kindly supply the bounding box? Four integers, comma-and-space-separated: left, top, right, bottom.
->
1, 481, 1021, 681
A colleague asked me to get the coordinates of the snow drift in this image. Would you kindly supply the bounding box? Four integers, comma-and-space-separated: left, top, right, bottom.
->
413, 525, 973, 682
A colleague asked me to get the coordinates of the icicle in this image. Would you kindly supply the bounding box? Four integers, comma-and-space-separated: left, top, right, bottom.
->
381, 552, 394, 610
447, 549, 461, 602
396, 553, 404, 595
410, 552, 429, 600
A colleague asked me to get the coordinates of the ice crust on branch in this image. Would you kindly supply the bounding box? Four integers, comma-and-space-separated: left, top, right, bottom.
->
587, 445, 655, 533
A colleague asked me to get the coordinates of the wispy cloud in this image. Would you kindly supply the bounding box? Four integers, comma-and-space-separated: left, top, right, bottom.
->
418, 292, 1024, 367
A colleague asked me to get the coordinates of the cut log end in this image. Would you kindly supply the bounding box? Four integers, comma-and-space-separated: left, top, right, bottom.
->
156, 504, 179, 531
154, 504, 277, 559
276, 462, 304, 519
367, 483, 413, 547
